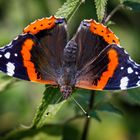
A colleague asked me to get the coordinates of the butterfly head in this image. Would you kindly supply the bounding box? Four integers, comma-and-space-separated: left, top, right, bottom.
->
60, 85, 73, 99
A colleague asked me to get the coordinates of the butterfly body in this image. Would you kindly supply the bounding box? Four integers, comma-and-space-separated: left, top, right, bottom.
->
0, 16, 140, 99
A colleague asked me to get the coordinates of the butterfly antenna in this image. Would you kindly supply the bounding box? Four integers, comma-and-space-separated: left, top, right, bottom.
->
70, 96, 90, 118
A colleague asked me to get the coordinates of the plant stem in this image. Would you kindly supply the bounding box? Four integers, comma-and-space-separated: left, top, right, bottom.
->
81, 91, 95, 140
103, 4, 124, 24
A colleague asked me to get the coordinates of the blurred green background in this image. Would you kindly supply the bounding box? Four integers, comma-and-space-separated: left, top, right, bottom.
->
0, 0, 140, 140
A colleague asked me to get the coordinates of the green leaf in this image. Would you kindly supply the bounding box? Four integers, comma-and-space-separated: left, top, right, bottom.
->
95, 102, 123, 115
121, 0, 140, 3
120, 88, 140, 106
63, 125, 80, 140
89, 111, 101, 122
123, 1, 140, 12
106, 20, 115, 26
0, 74, 19, 93
32, 87, 66, 128
94, 0, 108, 22
2, 124, 63, 140
55, 0, 84, 20
39, 100, 66, 126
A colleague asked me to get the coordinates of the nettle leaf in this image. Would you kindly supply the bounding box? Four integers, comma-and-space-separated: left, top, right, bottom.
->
94, 0, 108, 22
63, 125, 80, 140
55, 0, 84, 20
40, 100, 66, 126
89, 111, 101, 122
0, 73, 12, 80
0, 73, 19, 93
95, 102, 123, 115
3, 124, 63, 140
106, 20, 115, 26
32, 87, 65, 128
123, 1, 140, 12
121, 0, 140, 3
120, 88, 140, 106
73, 89, 92, 109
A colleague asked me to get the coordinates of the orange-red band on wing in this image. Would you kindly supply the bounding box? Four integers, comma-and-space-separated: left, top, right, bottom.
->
21, 39, 38, 81
21, 39, 56, 84
76, 48, 119, 90
88, 20, 120, 45
23, 16, 56, 35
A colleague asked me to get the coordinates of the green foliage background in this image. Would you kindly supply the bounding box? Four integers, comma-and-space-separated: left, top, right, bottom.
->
0, 0, 140, 140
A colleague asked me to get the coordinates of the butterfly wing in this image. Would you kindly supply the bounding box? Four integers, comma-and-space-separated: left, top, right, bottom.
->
71, 19, 140, 90
0, 34, 36, 81
104, 44, 140, 90
0, 16, 67, 84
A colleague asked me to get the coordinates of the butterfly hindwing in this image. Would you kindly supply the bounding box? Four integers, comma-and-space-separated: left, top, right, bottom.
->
104, 44, 140, 90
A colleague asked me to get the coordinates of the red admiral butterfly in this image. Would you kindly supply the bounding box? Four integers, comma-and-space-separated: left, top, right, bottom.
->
0, 16, 140, 99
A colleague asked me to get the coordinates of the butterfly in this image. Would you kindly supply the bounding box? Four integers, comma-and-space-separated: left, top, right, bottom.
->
0, 15, 140, 99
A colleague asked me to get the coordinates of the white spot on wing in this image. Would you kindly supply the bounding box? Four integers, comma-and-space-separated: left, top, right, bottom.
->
38, 18, 44, 21
128, 56, 133, 62
127, 67, 133, 74
128, 56, 140, 67
4, 52, 11, 59
135, 71, 138, 75
24, 25, 30, 30
120, 77, 129, 90
6, 62, 15, 76
31, 19, 38, 24
13, 36, 18, 41
0, 54, 2, 58
136, 81, 140, 86
14, 53, 18, 57
134, 62, 140, 67
121, 67, 124, 70
124, 50, 128, 54
117, 45, 122, 48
